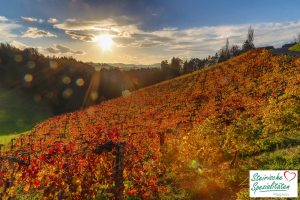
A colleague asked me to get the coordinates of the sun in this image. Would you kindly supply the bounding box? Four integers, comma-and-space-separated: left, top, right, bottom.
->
95, 34, 113, 51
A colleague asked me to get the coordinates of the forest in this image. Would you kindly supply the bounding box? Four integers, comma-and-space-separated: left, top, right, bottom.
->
0, 44, 166, 114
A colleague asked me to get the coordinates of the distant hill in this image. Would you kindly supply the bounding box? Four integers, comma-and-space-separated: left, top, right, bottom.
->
107, 62, 161, 69
88, 62, 161, 70
3, 49, 299, 199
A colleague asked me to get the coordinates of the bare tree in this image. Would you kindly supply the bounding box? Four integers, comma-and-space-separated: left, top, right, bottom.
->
242, 26, 255, 52
230, 45, 241, 56
218, 38, 231, 62
296, 33, 300, 43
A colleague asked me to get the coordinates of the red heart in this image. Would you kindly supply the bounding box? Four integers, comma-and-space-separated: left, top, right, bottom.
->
284, 171, 296, 182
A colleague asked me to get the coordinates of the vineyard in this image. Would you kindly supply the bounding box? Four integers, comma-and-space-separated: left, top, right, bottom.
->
0, 49, 300, 199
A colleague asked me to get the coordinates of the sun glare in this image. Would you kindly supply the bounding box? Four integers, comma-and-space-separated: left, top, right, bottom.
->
95, 34, 113, 51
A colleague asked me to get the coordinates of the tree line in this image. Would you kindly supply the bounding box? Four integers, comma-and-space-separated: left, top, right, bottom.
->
160, 26, 255, 76
0, 44, 170, 114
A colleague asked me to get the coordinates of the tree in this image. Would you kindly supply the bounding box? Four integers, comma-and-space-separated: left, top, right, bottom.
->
170, 57, 182, 74
242, 26, 255, 52
161, 59, 179, 79
161, 60, 169, 71
218, 38, 231, 62
230, 45, 241, 57
183, 60, 189, 74
225, 38, 230, 54
0, 43, 170, 114
296, 33, 300, 43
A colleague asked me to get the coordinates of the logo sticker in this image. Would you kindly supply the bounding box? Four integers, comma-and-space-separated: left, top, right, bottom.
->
249, 170, 298, 198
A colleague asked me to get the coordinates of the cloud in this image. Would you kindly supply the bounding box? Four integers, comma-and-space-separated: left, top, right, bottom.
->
53, 18, 141, 42
65, 30, 94, 42
119, 20, 300, 57
54, 18, 117, 31
21, 17, 37, 22
129, 20, 300, 60
21, 17, 44, 23
44, 44, 85, 55
0, 17, 21, 42
164, 21, 300, 54
22, 27, 57, 38
0, 16, 8, 22
10, 40, 29, 50
54, 17, 300, 60
48, 18, 58, 24
52, 18, 238, 51
7, 41, 84, 57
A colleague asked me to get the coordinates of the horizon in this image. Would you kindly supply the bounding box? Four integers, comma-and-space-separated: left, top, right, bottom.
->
1, 0, 300, 64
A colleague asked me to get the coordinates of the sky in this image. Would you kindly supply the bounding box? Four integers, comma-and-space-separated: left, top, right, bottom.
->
1, 0, 300, 64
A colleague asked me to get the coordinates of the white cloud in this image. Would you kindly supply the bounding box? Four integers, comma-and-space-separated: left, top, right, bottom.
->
164, 20, 300, 56
118, 20, 300, 59
65, 30, 94, 42
0, 16, 8, 22
10, 40, 29, 50
22, 27, 57, 38
21, 17, 44, 23
54, 18, 300, 59
48, 18, 58, 24
0, 18, 21, 42
54, 18, 117, 31
1, 15, 299, 63
21, 17, 38, 22
44, 44, 85, 55
53, 18, 141, 42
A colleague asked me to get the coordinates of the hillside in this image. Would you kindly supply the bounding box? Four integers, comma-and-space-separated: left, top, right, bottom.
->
289, 42, 300, 52
89, 62, 161, 70
0, 44, 168, 115
0, 49, 299, 199
0, 86, 52, 135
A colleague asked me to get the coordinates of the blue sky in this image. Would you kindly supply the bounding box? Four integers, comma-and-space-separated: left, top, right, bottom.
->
1, 0, 300, 64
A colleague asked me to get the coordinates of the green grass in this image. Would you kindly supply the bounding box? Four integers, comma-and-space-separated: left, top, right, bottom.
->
0, 131, 29, 145
0, 134, 19, 145
0, 86, 53, 135
288, 42, 300, 52
236, 146, 300, 200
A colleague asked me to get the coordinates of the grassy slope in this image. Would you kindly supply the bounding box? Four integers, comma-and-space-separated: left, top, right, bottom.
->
3, 49, 300, 199
0, 86, 53, 135
289, 42, 300, 52
0, 131, 30, 145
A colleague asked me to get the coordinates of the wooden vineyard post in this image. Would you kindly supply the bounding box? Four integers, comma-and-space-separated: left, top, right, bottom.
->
93, 140, 126, 200
159, 132, 165, 149
10, 138, 15, 151
20, 138, 24, 148
0, 144, 3, 156
114, 142, 125, 200
230, 150, 238, 168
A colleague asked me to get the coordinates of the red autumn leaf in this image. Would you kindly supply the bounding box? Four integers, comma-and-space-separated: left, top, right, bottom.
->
48, 147, 54, 154
161, 187, 168, 193
33, 180, 40, 187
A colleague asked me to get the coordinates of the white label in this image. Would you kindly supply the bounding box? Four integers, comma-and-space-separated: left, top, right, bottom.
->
249, 170, 298, 197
